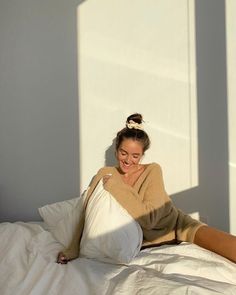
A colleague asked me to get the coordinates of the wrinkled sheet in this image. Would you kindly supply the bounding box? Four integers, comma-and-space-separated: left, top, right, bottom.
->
0, 222, 236, 295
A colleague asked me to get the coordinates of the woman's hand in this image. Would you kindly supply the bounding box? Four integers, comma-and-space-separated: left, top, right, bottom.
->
103, 174, 112, 185
57, 252, 69, 264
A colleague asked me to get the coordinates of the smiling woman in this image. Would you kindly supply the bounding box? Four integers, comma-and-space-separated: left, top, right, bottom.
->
114, 114, 150, 186
57, 113, 236, 264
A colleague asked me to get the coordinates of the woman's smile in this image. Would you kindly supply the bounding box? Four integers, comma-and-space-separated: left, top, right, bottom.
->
116, 138, 143, 175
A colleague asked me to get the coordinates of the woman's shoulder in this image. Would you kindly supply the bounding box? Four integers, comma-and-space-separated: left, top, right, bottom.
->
96, 166, 117, 176
143, 162, 164, 178
145, 162, 162, 171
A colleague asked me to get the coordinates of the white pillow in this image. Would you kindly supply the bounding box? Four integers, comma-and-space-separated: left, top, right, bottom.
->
38, 190, 87, 247
80, 179, 143, 264
38, 197, 80, 227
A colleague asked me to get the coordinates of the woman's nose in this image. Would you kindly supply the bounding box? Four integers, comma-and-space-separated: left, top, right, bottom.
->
124, 155, 131, 163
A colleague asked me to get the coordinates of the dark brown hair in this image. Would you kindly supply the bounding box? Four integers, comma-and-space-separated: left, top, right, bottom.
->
115, 113, 150, 153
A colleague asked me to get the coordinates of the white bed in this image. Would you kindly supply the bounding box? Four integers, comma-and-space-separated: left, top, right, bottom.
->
1, 182, 236, 295
1, 221, 236, 295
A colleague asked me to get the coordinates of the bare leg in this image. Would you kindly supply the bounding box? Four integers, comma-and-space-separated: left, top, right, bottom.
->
194, 225, 236, 263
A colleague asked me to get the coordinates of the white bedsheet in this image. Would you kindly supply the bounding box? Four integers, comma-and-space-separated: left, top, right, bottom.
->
0, 222, 236, 295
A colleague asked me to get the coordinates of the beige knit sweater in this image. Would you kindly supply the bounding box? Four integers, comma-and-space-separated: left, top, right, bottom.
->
63, 163, 203, 259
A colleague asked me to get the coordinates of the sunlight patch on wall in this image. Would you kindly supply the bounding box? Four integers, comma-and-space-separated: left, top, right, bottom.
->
77, 0, 198, 194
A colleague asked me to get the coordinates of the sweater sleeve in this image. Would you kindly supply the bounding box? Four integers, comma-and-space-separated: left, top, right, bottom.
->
104, 163, 173, 230
61, 167, 111, 259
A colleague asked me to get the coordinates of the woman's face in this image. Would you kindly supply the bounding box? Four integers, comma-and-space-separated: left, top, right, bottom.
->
116, 138, 144, 174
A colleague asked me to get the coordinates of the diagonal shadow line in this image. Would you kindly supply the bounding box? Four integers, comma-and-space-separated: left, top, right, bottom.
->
171, 0, 229, 231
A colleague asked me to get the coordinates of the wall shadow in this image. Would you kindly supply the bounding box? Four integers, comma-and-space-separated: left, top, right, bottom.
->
171, 0, 229, 231
0, 0, 87, 222
104, 138, 117, 167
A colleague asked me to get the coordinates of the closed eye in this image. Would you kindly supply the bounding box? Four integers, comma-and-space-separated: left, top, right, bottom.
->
133, 155, 139, 159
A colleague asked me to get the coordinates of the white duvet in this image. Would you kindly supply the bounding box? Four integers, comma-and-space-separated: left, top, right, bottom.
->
0, 222, 236, 295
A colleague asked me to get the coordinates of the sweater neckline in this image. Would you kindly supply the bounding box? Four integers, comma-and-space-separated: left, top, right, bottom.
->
113, 162, 155, 189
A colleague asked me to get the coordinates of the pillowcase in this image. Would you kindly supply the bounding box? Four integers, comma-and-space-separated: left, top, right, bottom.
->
38, 196, 81, 228
38, 190, 87, 247
79, 179, 143, 264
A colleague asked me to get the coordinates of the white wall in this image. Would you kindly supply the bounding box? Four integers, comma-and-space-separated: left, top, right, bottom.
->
78, 0, 198, 195
78, 1, 231, 233
226, 0, 236, 234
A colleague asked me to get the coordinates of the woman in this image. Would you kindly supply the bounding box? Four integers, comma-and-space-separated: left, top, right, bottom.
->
57, 113, 236, 264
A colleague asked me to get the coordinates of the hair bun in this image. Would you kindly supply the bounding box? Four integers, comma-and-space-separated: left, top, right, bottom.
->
116, 113, 150, 152
126, 113, 143, 125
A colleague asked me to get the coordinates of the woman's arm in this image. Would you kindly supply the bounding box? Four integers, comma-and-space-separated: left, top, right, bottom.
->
104, 163, 203, 245
57, 167, 111, 263
104, 163, 173, 230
